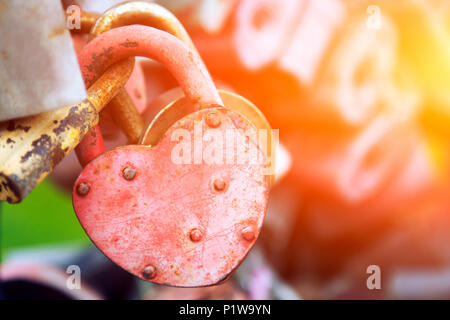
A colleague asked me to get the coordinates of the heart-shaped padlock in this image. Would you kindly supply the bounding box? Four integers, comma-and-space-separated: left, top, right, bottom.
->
71, 13, 271, 286
73, 106, 269, 286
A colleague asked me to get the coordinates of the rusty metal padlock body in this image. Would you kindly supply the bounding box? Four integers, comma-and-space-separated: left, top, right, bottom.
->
73, 106, 269, 287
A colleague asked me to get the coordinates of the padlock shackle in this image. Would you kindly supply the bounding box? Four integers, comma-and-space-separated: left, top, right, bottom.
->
75, 25, 222, 166
79, 25, 221, 105
90, 1, 197, 51
69, 2, 201, 145
74, 2, 222, 167
85, 1, 203, 145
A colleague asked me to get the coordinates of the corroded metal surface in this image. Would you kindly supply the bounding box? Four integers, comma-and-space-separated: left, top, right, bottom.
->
106, 89, 144, 144
73, 106, 270, 287
0, 59, 134, 203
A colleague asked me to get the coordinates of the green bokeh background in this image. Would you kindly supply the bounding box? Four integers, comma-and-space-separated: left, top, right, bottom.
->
0, 179, 90, 262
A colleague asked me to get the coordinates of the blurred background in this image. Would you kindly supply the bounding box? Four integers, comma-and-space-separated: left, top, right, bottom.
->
1, 0, 450, 299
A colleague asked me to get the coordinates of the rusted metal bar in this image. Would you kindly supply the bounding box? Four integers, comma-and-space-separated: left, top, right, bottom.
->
0, 58, 134, 203
106, 89, 143, 144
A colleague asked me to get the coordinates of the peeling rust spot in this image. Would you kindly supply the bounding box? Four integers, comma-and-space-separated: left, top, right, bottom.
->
51, 146, 66, 166
20, 134, 65, 168
6, 121, 31, 132
0, 56, 127, 203
13, 132, 68, 201
120, 41, 138, 48
0, 172, 22, 203
21, 134, 52, 164
86, 47, 115, 82
53, 106, 91, 135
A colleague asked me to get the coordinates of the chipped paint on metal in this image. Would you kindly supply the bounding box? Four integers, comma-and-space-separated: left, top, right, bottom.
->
0, 101, 97, 203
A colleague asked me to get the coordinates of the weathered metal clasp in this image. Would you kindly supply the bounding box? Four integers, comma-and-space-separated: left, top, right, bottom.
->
0, 58, 134, 203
